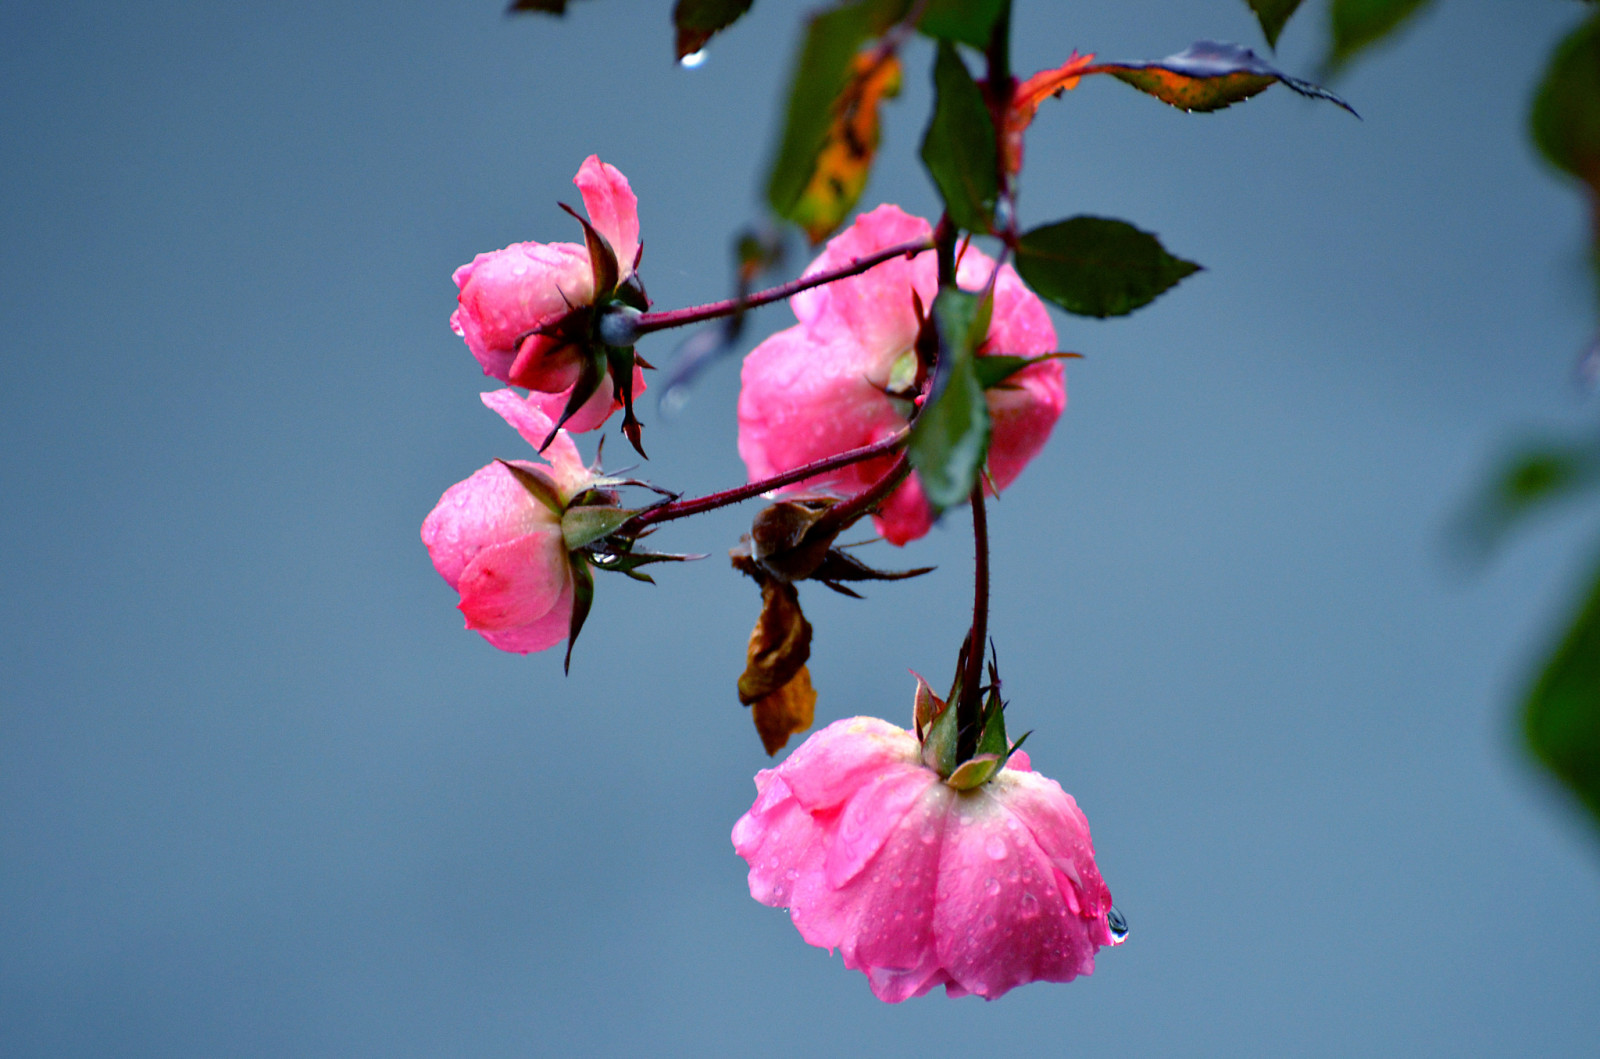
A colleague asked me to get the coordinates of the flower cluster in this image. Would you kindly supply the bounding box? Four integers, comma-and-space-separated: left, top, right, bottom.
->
737, 205, 1066, 545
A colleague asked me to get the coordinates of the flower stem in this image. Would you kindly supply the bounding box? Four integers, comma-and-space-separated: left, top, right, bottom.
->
631, 235, 935, 336
622, 429, 909, 533
807, 452, 913, 540
956, 479, 990, 763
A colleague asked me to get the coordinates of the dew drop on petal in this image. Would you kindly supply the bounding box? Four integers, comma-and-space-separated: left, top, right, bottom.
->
1107, 906, 1130, 945
984, 877, 1000, 897
984, 834, 1008, 860
1019, 892, 1040, 919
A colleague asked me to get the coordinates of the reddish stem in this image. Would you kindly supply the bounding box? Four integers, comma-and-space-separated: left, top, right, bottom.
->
956, 480, 990, 762
632, 235, 935, 336
622, 429, 909, 533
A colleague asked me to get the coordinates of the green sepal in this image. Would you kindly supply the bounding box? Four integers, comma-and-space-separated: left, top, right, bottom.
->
912, 670, 946, 741
544, 347, 609, 449
561, 505, 640, 552
494, 459, 564, 517
559, 201, 620, 300
975, 685, 1010, 758
564, 554, 596, 675
607, 344, 648, 459
921, 689, 961, 777
945, 753, 1002, 790
908, 287, 991, 513
588, 547, 705, 583
1000, 729, 1031, 770
973, 351, 1079, 390
920, 41, 999, 235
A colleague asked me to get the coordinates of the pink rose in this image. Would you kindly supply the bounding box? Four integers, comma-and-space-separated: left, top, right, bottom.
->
732, 713, 1119, 1002
449, 155, 645, 429
737, 205, 1065, 545
420, 389, 595, 653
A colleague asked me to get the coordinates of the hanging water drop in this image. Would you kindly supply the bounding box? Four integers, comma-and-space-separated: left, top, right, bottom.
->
679, 48, 708, 69
1107, 905, 1129, 944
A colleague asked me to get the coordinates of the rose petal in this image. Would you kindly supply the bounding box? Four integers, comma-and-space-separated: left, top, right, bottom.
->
574, 155, 640, 280
456, 525, 570, 631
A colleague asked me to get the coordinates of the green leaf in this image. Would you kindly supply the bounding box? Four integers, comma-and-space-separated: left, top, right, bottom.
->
1531, 14, 1600, 191
673, 0, 754, 60
1088, 40, 1357, 115
1015, 216, 1201, 318
1245, 0, 1306, 49
920, 42, 999, 234
908, 288, 990, 511
765, 0, 908, 222
1525, 548, 1600, 831
1458, 437, 1600, 556
1327, 0, 1435, 71
917, 0, 1006, 49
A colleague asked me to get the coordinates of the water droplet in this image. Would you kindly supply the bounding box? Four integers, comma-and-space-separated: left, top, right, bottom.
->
920, 823, 938, 844
984, 834, 1008, 860
785, 868, 798, 881
592, 552, 615, 564
891, 872, 903, 889
1018, 892, 1040, 919
984, 876, 1000, 896
983, 913, 996, 927
1107, 906, 1129, 945
679, 48, 708, 68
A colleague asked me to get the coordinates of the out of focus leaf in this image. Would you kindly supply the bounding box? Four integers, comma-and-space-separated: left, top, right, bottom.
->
737, 579, 812, 705
790, 51, 903, 243
1525, 550, 1600, 830
1085, 41, 1357, 116
1015, 216, 1200, 318
751, 665, 817, 756
766, 0, 909, 225
1531, 14, 1600, 196
1326, 0, 1434, 71
1246, 0, 1305, 49
909, 288, 989, 511
917, 0, 1007, 49
508, 0, 582, 12
1459, 438, 1600, 556
921, 42, 999, 234
673, 0, 753, 59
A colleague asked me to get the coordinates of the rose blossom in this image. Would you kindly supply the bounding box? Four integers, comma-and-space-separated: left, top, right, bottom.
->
450, 155, 645, 432
737, 205, 1065, 545
732, 714, 1118, 1002
421, 389, 594, 653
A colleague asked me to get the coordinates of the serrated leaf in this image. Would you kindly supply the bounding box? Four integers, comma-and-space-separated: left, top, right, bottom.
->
1327, 0, 1434, 71
1524, 549, 1600, 831
1531, 14, 1600, 193
766, 0, 909, 223
751, 665, 817, 756
1246, 0, 1305, 49
908, 288, 990, 511
1016, 216, 1200, 318
921, 42, 999, 234
789, 52, 903, 243
673, 0, 753, 60
916, 0, 1007, 48
1086, 40, 1357, 116
1004, 51, 1094, 174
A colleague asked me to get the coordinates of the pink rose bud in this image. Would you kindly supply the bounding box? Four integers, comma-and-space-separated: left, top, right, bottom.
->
421, 390, 595, 653
737, 204, 1065, 545
733, 713, 1120, 1002
449, 156, 645, 430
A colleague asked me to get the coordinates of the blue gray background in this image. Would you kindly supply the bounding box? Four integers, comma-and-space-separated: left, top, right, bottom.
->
4, 1, 1599, 1055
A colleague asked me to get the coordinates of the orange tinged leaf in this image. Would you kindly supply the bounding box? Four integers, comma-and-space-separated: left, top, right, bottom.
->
791, 51, 902, 244
1003, 52, 1094, 176
737, 579, 812, 706
751, 665, 817, 756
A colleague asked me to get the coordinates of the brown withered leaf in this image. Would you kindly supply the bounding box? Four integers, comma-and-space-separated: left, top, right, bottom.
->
790, 51, 902, 244
750, 498, 839, 582
737, 579, 812, 705
751, 665, 817, 756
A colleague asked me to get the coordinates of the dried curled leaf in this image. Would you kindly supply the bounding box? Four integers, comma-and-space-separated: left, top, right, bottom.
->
737, 579, 813, 705
751, 665, 818, 756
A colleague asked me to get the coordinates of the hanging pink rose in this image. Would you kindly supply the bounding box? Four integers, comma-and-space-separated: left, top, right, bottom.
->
732, 715, 1118, 1002
420, 390, 594, 653
449, 155, 645, 425
737, 205, 1064, 545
